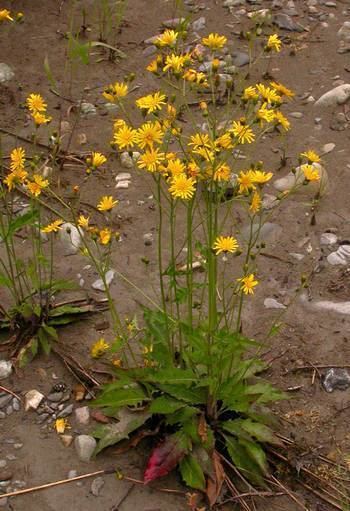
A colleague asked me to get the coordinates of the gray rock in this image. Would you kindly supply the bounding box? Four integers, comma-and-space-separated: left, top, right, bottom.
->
330, 112, 348, 131
323, 368, 350, 392
315, 84, 350, 108
24, 390, 44, 411
120, 152, 134, 169
289, 112, 304, 119
0, 395, 12, 409
143, 233, 153, 246
74, 406, 90, 425
12, 398, 20, 411
242, 222, 282, 245
6, 405, 13, 416
0, 412, 5, 419
74, 435, 96, 462
232, 51, 250, 67
13, 444, 23, 450
115, 172, 131, 183
264, 298, 286, 309
0, 461, 7, 469
57, 404, 74, 418
0, 361, 12, 380
6, 455, 16, 461
262, 194, 278, 210
142, 45, 157, 57
327, 245, 350, 265
92, 269, 115, 292
80, 102, 97, 116
47, 392, 63, 402
273, 13, 305, 31
192, 17, 206, 31
274, 163, 328, 196
322, 142, 335, 154
162, 18, 185, 28
58, 223, 83, 256
90, 476, 105, 496
338, 21, 350, 41
320, 233, 337, 245
0, 63, 14, 83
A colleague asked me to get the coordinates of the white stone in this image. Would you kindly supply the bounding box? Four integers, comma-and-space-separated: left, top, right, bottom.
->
120, 152, 133, 169
262, 194, 278, 210
337, 21, 350, 41
315, 84, 350, 108
74, 406, 90, 425
327, 245, 350, 265
115, 181, 130, 189
289, 252, 305, 261
301, 293, 350, 315
58, 223, 83, 255
322, 142, 335, 154
0, 63, 14, 83
24, 390, 44, 411
264, 298, 286, 310
74, 435, 96, 462
115, 172, 131, 182
320, 233, 337, 245
0, 360, 12, 380
92, 269, 115, 291
80, 102, 96, 116
273, 163, 328, 196
90, 476, 105, 496
192, 17, 206, 31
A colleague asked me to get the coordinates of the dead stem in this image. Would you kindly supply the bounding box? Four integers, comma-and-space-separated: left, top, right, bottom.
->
0, 385, 22, 401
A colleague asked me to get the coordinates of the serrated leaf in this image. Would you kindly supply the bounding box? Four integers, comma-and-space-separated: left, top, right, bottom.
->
149, 396, 185, 414
239, 438, 267, 474
224, 434, 265, 486
244, 383, 286, 403
158, 384, 205, 404
179, 454, 206, 490
49, 305, 85, 317
93, 386, 148, 412
142, 368, 197, 385
41, 323, 58, 340
93, 408, 151, 455
144, 431, 190, 483
240, 419, 282, 446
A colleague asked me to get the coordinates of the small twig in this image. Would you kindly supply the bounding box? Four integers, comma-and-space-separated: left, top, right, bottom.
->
269, 475, 307, 511
0, 385, 22, 401
297, 480, 343, 511
288, 364, 350, 372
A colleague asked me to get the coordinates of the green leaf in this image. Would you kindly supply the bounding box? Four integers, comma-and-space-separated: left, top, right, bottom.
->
0, 271, 12, 288
166, 406, 198, 426
44, 279, 78, 293
179, 454, 206, 490
224, 434, 264, 486
149, 396, 185, 414
68, 33, 90, 64
240, 419, 282, 446
30, 337, 39, 357
239, 438, 267, 474
244, 383, 286, 403
141, 368, 197, 385
92, 386, 148, 413
49, 305, 85, 317
38, 328, 51, 355
44, 55, 57, 89
90, 41, 126, 59
93, 408, 151, 455
6, 209, 39, 239
175, 286, 188, 304
41, 323, 58, 340
158, 384, 206, 404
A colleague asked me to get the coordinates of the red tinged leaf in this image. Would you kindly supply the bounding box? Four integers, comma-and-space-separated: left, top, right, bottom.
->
144, 432, 190, 484
91, 409, 110, 424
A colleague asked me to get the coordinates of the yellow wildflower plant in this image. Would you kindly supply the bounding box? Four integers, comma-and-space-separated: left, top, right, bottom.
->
27, 175, 49, 197
4, 168, 28, 190
256, 84, 281, 104
168, 174, 196, 200
300, 150, 321, 163
266, 34, 282, 52
237, 170, 256, 194
213, 163, 231, 182
238, 274, 259, 295
135, 122, 164, 149
10, 147, 26, 172
256, 103, 275, 124
86, 152, 107, 173
163, 53, 189, 74
102, 81, 128, 102
0, 9, 13, 21
231, 121, 255, 144
183, 69, 208, 87
113, 125, 138, 150
41, 219, 64, 233
91, 337, 110, 358
97, 196, 118, 212
188, 133, 212, 150
137, 148, 165, 172
301, 164, 320, 182
215, 133, 233, 150
99, 228, 112, 245
156, 29, 178, 47
242, 86, 259, 102
274, 111, 290, 131
26, 93, 47, 113
167, 158, 186, 177
202, 33, 227, 50
250, 191, 262, 213
213, 236, 239, 255
136, 91, 166, 114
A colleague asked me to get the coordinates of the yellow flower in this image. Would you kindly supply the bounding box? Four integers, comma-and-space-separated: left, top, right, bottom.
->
256, 103, 275, 123
91, 337, 110, 358
97, 196, 118, 211
137, 148, 165, 172
237, 170, 256, 194
301, 164, 320, 182
167, 158, 186, 177
202, 33, 227, 50
27, 174, 49, 197
146, 59, 159, 73
136, 91, 166, 114
136, 122, 163, 149
32, 112, 52, 125
163, 53, 187, 73
183, 69, 208, 86
114, 125, 138, 150
55, 418, 70, 434
300, 150, 321, 163
250, 191, 261, 214
113, 118, 127, 131
10, 147, 26, 172
213, 235, 239, 255
168, 174, 196, 200
99, 228, 112, 245
266, 34, 282, 52
242, 86, 259, 101
0, 9, 13, 21
238, 274, 258, 295
41, 219, 64, 233
77, 215, 90, 228
231, 121, 255, 144
251, 170, 273, 184
26, 93, 47, 113
156, 29, 178, 47
102, 82, 128, 102
256, 84, 281, 104
214, 163, 231, 182
187, 161, 200, 179
273, 111, 290, 131
188, 133, 212, 149
4, 168, 28, 190
112, 359, 123, 368
215, 133, 233, 150
86, 152, 107, 171
270, 81, 294, 98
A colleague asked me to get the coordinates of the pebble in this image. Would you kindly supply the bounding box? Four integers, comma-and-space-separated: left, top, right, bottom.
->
192, 16, 206, 31
161, 18, 185, 28
120, 152, 134, 169
315, 84, 350, 108
327, 245, 350, 265
90, 476, 105, 496
273, 13, 305, 32
264, 298, 286, 310
231, 51, 249, 67
60, 434, 74, 447
47, 392, 63, 402
74, 435, 97, 462
58, 223, 83, 256
24, 390, 44, 411
143, 233, 153, 246
80, 102, 97, 116
13, 444, 23, 450
6, 405, 13, 416
0, 470, 12, 481
57, 404, 74, 418
262, 194, 278, 210
0, 412, 5, 419
320, 233, 338, 245
0, 63, 14, 83
0, 361, 12, 380
116, 181, 129, 189
322, 142, 335, 154
68, 470, 78, 479
289, 112, 304, 118
0, 461, 6, 470
243, 222, 282, 245
330, 112, 348, 131
115, 172, 131, 183
0, 395, 12, 409
92, 269, 115, 291
12, 398, 20, 411
5, 455, 16, 461
74, 406, 90, 425
323, 368, 350, 392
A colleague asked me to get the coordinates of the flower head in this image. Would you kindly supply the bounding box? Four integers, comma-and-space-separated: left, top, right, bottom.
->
114, 125, 138, 150
27, 174, 49, 197
32, 112, 52, 125
300, 150, 321, 163
256, 103, 275, 124
91, 337, 109, 358
136, 91, 166, 114
103, 82, 128, 102
202, 33, 227, 50
242, 86, 259, 102
167, 158, 186, 177
0, 9, 13, 21
55, 418, 70, 434
301, 164, 320, 182
238, 274, 258, 295
156, 29, 178, 47
77, 215, 90, 228
87, 152, 107, 171
10, 147, 26, 172
168, 174, 196, 200
231, 121, 255, 144
256, 84, 281, 104
270, 81, 294, 99
250, 191, 261, 214
136, 122, 163, 149
214, 163, 231, 182
273, 111, 290, 131
251, 170, 273, 184
213, 236, 239, 255
4, 168, 28, 190
97, 196, 118, 211
266, 34, 282, 52
99, 228, 112, 245
163, 53, 188, 74
26, 93, 47, 113
237, 170, 256, 194
137, 148, 165, 172
41, 219, 64, 233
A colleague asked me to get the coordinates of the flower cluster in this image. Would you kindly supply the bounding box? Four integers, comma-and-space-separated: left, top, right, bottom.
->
3, 147, 49, 197
26, 93, 51, 126
0, 9, 23, 22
